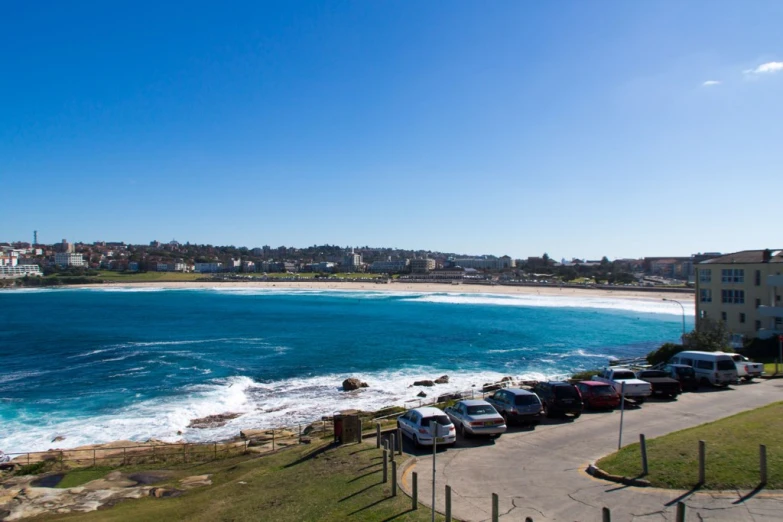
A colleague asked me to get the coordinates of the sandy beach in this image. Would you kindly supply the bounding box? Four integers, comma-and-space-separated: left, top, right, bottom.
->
78, 280, 695, 303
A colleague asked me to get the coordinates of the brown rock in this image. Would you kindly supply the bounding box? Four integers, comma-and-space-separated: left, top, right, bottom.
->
482, 383, 501, 392
434, 375, 449, 384
413, 380, 434, 387
188, 412, 242, 429
342, 378, 365, 391
417, 391, 427, 398
51, 436, 66, 443
501, 376, 514, 382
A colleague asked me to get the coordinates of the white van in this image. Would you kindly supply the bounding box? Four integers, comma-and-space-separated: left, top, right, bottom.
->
668, 351, 738, 387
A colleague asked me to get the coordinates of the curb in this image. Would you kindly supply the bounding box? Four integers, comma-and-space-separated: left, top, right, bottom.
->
586, 463, 651, 487
397, 456, 418, 497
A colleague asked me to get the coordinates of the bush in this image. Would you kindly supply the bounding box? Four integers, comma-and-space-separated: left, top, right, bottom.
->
570, 369, 600, 381
646, 343, 684, 366
741, 337, 781, 361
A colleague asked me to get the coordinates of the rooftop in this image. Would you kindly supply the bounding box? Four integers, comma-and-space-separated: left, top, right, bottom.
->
700, 249, 783, 264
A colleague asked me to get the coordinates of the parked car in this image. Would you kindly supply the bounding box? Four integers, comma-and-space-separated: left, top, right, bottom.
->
443, 399, 507, 437
635, 369, 682, 399
591, 368, 653, 403
668, 351, 738, 387
485, 388, 542, 426
663, 364, 699, 391
575, 381, 620, 410
532, 381, 583, 418
724, 353, 764, 381
396, 407, 456, 447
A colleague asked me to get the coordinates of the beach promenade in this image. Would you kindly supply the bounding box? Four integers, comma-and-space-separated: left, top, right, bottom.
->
402, 379, 783, 521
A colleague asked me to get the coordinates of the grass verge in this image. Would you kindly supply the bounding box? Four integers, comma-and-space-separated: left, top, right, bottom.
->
35, 441, 444, 521
596, 401, 783, 489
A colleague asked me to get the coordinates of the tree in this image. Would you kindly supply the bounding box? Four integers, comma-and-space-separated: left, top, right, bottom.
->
682, 317, 731, 352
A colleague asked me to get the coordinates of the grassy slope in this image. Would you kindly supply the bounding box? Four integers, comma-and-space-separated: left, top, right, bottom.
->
35, 441, 444, 522
597, 401, 783, 489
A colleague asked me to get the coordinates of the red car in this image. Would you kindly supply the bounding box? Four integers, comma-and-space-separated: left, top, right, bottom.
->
576, 381, 620, 410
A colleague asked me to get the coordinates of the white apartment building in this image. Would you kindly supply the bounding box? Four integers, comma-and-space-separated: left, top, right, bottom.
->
54, 252, 86, 268
194, 262, 223, 273
0, 265, 43, 278
409, 258, 435, 273
452, 256, 515, 270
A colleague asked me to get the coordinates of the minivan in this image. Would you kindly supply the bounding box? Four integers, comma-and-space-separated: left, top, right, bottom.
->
668, 351, 738, 387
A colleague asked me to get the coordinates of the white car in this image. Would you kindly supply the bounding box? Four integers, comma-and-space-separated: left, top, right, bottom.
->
397, 407, 457, 447
444, 399, 506, 438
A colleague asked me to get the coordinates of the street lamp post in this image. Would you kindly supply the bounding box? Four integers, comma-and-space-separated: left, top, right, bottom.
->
662, 298, 686, 339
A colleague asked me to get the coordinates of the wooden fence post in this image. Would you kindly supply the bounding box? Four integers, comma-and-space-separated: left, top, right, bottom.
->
492, 493, 499, 522
412, 471, 418, 510
397, 427, 403, 455
445, 485, 452, 522
602, 506, 611, 522
698, 440, 705, 485
640, 434, 648, 475
760, 444, 767, 485
382, 449, 388, 483
376, 423, 381, 448
391, 460, 397, 496
676, 501, 686, 522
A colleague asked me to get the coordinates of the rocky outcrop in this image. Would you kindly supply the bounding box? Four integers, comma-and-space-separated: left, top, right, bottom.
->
501, 376, 514, 383
482, 383, 501, 392
51, 436, 65, 443
437, 392, 462, 402
417, 391, 427, 398
342, 378, 369, 391
434, 375, 449, 384
188, 412, 242, 429
413, 380, 434, 387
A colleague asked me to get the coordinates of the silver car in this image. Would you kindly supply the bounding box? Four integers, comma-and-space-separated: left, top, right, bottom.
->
444, 399, 507, 438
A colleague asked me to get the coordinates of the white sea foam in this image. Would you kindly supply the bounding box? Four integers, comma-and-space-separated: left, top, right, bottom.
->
1, 368, 575, 453
400, 293, 694, 316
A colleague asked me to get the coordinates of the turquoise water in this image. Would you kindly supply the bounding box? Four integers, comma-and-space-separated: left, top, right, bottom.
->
0, 287, 692, 452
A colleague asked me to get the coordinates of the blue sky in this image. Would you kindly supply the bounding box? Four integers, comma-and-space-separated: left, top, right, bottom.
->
2, 1, 781, 259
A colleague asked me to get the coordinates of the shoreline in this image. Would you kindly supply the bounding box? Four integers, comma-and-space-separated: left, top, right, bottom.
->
61, 280, 696, 303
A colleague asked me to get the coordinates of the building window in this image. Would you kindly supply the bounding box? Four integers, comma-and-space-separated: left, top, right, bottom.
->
755, 270, 761, 286
721, 311, 727, 321
699, 289, 712, 303
755, 320, 762, 331
721, 289, 745, 304
699, 269, 712, 283
756, 298, 761, 309
699, 310, 707, 319
721, 268, 744, 283
739, 313, 746, 324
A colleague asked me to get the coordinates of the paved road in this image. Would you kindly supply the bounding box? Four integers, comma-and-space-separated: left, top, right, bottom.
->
401, 380, 783, 521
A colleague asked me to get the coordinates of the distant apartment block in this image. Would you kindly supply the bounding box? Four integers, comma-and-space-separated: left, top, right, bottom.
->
194, 262, 223, 273
54, 252, 86, 268
369, 259, 409, 273
409, 258, 435, 273
453, 256, 515, 270
0, 265, 43, 278
695, 249, 783, 341
310, 261, 335, 272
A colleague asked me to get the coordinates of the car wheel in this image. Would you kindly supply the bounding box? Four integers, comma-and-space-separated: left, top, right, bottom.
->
573, 412, 581, 419
542, 404, 550, 418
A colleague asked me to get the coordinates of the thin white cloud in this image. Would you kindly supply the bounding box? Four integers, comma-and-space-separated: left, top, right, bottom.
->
744, 61, 783, 75
702, 80, 721, 86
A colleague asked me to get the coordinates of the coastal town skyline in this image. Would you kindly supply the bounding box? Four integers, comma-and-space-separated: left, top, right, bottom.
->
2, 2, 782, 259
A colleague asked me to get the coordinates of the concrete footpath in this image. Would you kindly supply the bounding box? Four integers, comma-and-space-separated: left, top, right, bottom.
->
400, 379, 783, 521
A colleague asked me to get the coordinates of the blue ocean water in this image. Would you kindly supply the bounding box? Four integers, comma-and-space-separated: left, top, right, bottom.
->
0, 287, 693, 452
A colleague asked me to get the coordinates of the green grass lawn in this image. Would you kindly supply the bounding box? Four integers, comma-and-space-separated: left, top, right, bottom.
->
35, 441, 444, 522
763, 362, 781, 376
597, 401, 783, 489
95, 271, 203, 282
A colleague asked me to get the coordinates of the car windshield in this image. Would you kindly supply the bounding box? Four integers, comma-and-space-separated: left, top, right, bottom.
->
466, 405, 496, 415
420, 415, 451, 427
613, 371, 635, 379
676, 367, 695, 377
592, 386, 615, 396
514, 395, 538, 406
554, 386, 579, 398
717, 360, 736, 371
640, 371, 667, 378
